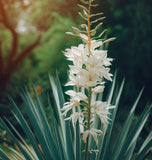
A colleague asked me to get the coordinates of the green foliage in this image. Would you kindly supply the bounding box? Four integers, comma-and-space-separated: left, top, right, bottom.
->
107, 0, 152, 104
28, 12, 82, 87
2, 11, 80, 104
0, 75, 151, 160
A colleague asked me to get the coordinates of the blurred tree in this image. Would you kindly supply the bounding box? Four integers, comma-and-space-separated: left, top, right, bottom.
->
0, 0, 82, 96
28, 0, 80, 32
0, 0, 41, 94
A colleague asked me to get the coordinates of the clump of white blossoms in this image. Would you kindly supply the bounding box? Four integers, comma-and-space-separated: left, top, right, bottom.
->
61, 0, 115, 158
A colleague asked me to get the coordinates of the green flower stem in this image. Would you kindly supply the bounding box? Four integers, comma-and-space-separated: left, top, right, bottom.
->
84, 87, 92, 160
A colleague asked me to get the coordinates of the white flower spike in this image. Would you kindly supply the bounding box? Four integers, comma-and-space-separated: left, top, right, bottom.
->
62, 0, 115, 158
83, 128, 103, 144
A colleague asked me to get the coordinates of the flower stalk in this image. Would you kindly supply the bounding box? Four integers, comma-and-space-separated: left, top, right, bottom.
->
84, 1, 94, 158
84, 87, 92, 160
87, 0, 92, 57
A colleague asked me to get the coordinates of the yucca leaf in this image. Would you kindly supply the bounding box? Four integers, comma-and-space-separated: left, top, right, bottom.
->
138, 131, 152, 154
55, 75, 65, 109
50, 76, 76, 160
0, 118, 32, 160
95, 73, 116, 160
8, 153, 21, 160
112, 88, 144, 160
96, 74, 116, 160
49, 76, 65, 135
65, 120, 75, 160
34, 90, 60, 149
75, 120, 81, 160
20, 91, 54, 160
47, 95, 59, 137
101, 78, 125, 160
33, 87, 63, 160
0, 73, 151, 160
8, 148, 26, 160
107, 71, 117, 104
124, 141, 137, 160
117, 104, 152, 160
49, 76, 60, 109
9, 98, 45, 160
135, 132, 152, 160
0, 148, 11, 160
136, 140, 152, 160
48, 96, 67, 160
5, 118, 38, 160
52, 120, 66, 160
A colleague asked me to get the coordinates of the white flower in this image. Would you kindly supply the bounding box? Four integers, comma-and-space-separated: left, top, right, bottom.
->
80, 33, 88, 42
65, 90, 88, 102
98, 67, 113, 81
65, 73, 87, 87
64, 44, 86, 66
61, 90, 88, 116
66, 69, 99, 88
91, 40, 103, 51
64, 112, 83, 126
93, 50, 112, 66
92, 85, 105, 94
83, 128, 102, 144
61, 101, 80, 116
92, 101, 115, 128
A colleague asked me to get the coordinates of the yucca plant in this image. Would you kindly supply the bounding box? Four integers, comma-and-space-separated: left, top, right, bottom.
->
0, 0, 152, 160
0, 75, 151, 160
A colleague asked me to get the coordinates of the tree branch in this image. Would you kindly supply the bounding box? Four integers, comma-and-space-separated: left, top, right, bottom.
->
0, 1, 7, 21
0, 0, 19, 65
13, 36, 41, 71
0, 41, 4, 77
7, 24, 19, 63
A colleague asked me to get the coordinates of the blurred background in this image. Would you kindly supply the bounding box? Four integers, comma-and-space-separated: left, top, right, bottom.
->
0, 0, 152, 149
